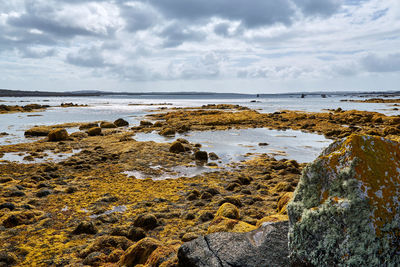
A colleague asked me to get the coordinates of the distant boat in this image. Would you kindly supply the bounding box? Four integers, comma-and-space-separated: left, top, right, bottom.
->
321, 94, 326, 98
256, 94, 260, 98
301, 94, 305, 98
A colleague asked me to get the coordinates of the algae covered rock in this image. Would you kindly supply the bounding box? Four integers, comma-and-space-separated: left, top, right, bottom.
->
114, 118, 129, 127
87, 127, 102, 136
169, 141, 185, 153
207, 216, 257, 234
288, 134, 400, 266
24, 126, 50, 137
216, 203, 239, 219
160, 127, 176, 136
100, 121, 117, 128
48, 128, 68, 141
118, 237, 161, 267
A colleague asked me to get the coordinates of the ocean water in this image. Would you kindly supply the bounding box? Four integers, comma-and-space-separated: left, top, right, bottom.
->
0, 94, 397, 163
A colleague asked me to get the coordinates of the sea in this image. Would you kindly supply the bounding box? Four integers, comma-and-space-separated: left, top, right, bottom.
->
1, 93, 398, 164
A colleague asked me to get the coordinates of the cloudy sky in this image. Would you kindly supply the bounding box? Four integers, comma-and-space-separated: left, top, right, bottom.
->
0, 0, 399, 93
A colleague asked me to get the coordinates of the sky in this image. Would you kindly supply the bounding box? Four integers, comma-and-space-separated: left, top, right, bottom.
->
0, 0, 400, 93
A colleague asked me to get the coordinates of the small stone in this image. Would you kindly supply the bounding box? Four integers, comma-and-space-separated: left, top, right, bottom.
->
258, 142, 269, 146
114, 118, 129, 127
72, 221, 97, 235
208, 152, 219, 160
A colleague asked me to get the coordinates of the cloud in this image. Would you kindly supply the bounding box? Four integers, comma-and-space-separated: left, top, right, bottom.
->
20, 47, 56, 58
66, 47, 109, 68
295, 0, 343, 17
160, 23, 206, 48
361, 53, 400, 72
7, 0, 122, 38
121, 2, 160, 32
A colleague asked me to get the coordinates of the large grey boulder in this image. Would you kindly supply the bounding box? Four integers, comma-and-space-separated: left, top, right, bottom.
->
178, 221, 289, 267
288, 134, 400, 266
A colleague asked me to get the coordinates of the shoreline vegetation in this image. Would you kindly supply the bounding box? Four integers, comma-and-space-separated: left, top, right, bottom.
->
1, 102, 400, 265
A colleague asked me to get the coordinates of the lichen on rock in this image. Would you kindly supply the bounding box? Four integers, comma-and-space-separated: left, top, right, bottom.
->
288, 134, 400, 266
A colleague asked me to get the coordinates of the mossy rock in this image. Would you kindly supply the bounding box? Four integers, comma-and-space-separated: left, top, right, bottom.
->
288, 134, 400, 266
79, 122, 98, 130
118, 237, 161, 267
24, 127, 50, 137
216, 203, 240, 219
114, 118, 129, 127
169, 141, 185, 153
277, 192, 293, 214
256, 214, 288, 227
159, 128, 176, 136
100, 121, 117, 128
207, 216, 257, 234
87, 127, 102, 136
48, 128, 68, 141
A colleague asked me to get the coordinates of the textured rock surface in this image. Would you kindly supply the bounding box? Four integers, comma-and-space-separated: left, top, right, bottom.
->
48, 128, 68, 141
288, 134, 400, 266
178, 221, 289, 267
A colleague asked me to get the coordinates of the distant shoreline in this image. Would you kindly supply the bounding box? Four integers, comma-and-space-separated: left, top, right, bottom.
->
1, 88, 400, 98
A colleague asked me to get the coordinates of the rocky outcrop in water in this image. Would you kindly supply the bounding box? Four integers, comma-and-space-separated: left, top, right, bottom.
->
178, 221, 289, 267
288, 134, 400, 266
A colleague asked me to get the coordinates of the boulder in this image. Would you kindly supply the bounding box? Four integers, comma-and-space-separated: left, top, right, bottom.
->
48, 128, 68, 141
24, 127, 50, 137
159, 127, 176, 136
118, 237, 161, 267
72, 221, 97, 235
100, 121, 117, 128
178, 221, 289, 267
79, 122, 98, 130
133, 214, 159, 230
169, 141, 185, 153
87, 127, 102, 136
194, 151, 208, 161
288, 134, 400, 266
207, 216, 257, 234
114, 118, 129, 127
140, 120, 153, 126
216, 203, 239, 219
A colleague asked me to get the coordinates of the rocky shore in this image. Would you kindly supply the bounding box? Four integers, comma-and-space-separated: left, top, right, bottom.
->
1, 105, 400, 266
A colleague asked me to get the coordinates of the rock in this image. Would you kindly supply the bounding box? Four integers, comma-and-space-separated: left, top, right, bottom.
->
127, 226, 146, 242
48, 128, 68, 141
100, 121, 117, 128
256, 214, 288, 227
169, 141, 185, 153
70, 131, 87, 138
0, 251, 17, 266
197, 211, 214, 223
207, 216, 257, 234
87, 127, 102, 136
36, 189, 52, 198
145, 244, 179, 267
181, 233, 199, 242
216, 203, 239, 219
72, 221, 97, 235
288, 134, 400, 266
178, 221, 289, 267
0, 203, 16, 211
79, 122, 98, 130
258, 142, 269, 146
24, 127, 50, 137
277, 192, 293, 213
208, 152, 219, 160
79, 235, 133, 259
82, 252, 107, 266
118, 237, 161, 267
114, 118, 129, 127
194, 151, 208, 161
2, 211, 39, 228
140, 120, 153, 126
160, 128, 176, 136
153, 121, 163, 127
133, 214, 159, 230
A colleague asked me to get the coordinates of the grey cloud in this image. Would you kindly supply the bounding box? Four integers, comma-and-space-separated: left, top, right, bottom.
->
214, 23, 230, 36
160, 23, 206, 48
147, 0, 295, 28
361, 53, 400, 72
295, 0, 342, 17
66, 48, 109, 68
20, 47, 56, 58
121, 3, 159, 32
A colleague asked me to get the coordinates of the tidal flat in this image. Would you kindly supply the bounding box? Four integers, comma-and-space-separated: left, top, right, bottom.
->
1, 97, 400, 266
